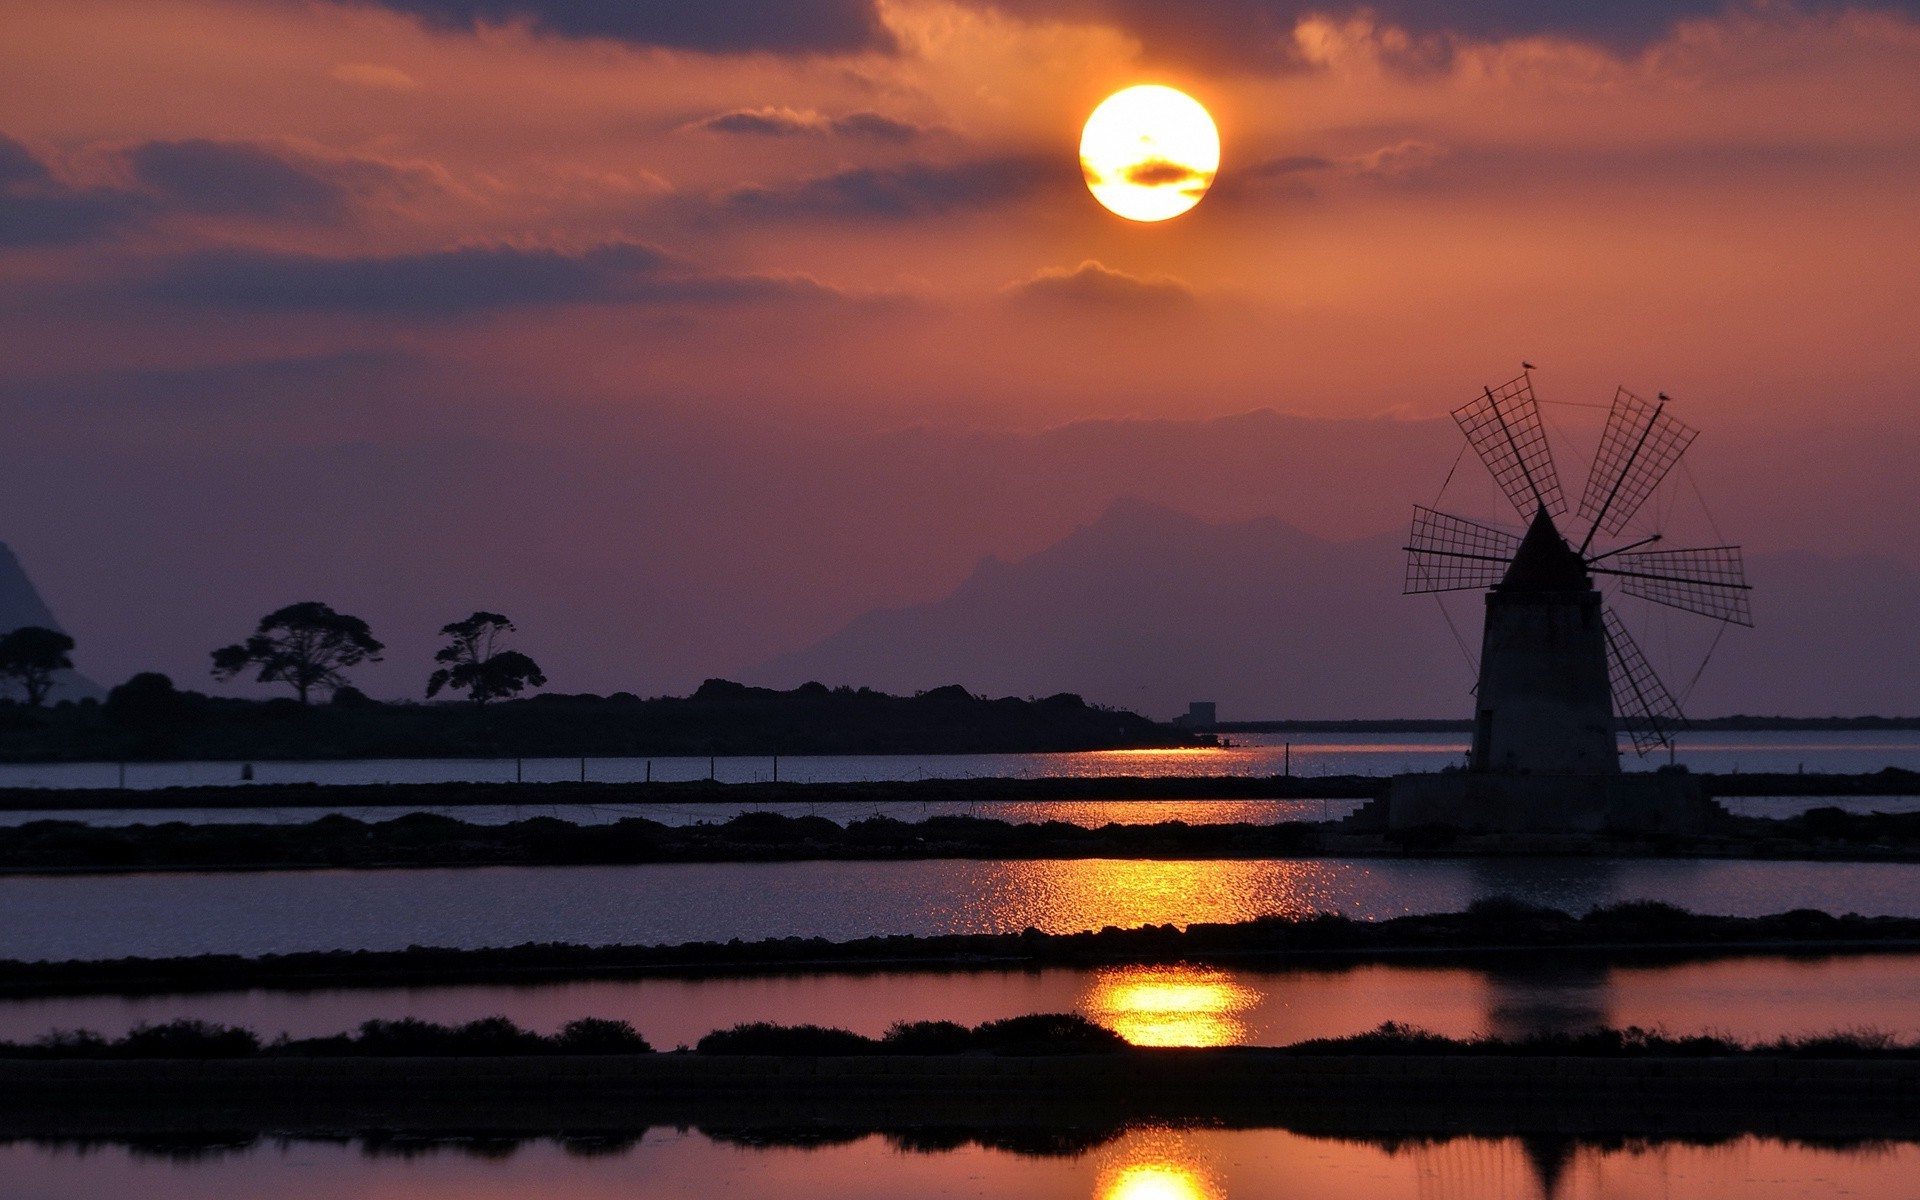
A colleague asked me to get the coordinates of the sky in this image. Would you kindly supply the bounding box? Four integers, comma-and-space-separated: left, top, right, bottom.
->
2, 0, 1917, 713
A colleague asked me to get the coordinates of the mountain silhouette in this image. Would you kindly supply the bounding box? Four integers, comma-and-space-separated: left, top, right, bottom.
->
752, 499, 1920, 721
0, 542, 102, 702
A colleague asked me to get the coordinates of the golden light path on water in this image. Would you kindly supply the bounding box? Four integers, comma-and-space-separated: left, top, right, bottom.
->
1081, 964, 1260, 1047
958, 857, 1358, 931
1097, 1129, 1223, 1200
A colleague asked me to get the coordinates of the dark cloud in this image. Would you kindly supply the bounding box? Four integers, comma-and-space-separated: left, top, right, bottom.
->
1244, 155, 1336, 178
345, 0, 894, 55
124, 138, 452, 222
691, 107, 930, 142
980, 0, 1920, 69
1004, 260, 1194, 307
721, 155, 1062, 219
828, 112, 927, 143
127, 140, 348, 220
0, 134, 148, 247
1120, 158, 1207, 188
144, 241, 849, 313
0, 135, 52, 186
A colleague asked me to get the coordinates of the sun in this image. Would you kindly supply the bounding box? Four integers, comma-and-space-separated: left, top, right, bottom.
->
1080, 85, 1220, 222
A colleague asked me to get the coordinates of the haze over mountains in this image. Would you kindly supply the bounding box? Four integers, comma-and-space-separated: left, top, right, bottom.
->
5, 407, 1915, 714
753, 499, 1920, 721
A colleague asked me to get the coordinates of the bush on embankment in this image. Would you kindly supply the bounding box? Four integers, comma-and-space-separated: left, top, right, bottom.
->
694, 1013, 1128, 1056
1287, 1021, 1920, 1058
0, 1016, 651, 1059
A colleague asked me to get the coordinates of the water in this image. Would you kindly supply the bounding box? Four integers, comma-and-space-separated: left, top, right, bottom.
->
8, 856, 1920, 961
2, 730, 1914, 793
2, 1127, 1914, 1200
0, 731, 1911, 828
5, 953, 1917, 1050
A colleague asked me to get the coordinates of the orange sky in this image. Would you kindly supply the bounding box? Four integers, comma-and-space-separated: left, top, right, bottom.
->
1, 0, 1917, 708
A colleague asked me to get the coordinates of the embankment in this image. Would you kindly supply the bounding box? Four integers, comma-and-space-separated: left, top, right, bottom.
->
3, 1051, 1915, 1141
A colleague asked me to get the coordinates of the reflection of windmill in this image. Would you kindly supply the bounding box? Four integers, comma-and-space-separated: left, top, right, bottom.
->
1405, 370, 1751, 771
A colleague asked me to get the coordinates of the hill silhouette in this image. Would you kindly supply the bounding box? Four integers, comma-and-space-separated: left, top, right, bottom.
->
751, 499, 1920, 720
0, 542, 100, 702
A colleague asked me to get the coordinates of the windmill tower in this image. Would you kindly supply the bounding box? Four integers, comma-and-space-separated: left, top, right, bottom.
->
1373, 369, 1751, 833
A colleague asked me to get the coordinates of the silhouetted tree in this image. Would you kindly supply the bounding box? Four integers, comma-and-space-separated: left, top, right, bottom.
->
107, 671, 184, 726
211, 602, 384, 704
427, 611, 546, 704
0, 626, 74, 706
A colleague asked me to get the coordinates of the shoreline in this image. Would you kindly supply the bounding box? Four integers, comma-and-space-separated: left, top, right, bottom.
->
8, 795, 1920, 874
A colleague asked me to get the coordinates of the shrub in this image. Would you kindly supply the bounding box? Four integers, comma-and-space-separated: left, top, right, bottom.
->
351, 1016, 546, 1056
881, 1020, 974, 1054
555, 1018, 652, 1055
117, 1019, 260, 1058
971, 1013, 1126, 1054
695, 1022, 876, 1055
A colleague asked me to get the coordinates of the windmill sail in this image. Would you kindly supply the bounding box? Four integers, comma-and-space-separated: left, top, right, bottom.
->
1577, 389, 1697, 548
1404, 506, 1524, 593
1451, 373, 1565, 520
1601, 608, 1685, 755
1591, 546, 1753, 626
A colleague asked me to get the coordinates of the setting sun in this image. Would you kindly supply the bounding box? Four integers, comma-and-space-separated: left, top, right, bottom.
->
1080, 85, 1220, 222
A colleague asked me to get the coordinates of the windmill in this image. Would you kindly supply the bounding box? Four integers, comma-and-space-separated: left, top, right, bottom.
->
1404, 369, 1751, 774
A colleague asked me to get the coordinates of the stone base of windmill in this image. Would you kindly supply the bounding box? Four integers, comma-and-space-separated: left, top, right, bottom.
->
1359, 771, 1727, 836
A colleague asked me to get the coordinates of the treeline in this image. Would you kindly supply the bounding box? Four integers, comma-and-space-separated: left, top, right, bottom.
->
14, 804, 1920, 874
7, 901, 1919, 998
0, 679, 1195, 762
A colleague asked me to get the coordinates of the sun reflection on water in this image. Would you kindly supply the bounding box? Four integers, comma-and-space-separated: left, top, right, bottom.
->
1081, 964, 1261, 1047
968, 858, 1345, 934
1096, 1130, 1222, 1200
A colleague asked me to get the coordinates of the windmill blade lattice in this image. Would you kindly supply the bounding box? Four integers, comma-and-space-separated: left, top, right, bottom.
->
1601, 608, 1686, 755
1404, 506, 1523, 594
1592, 546, 1753, 627
1577, 389, 1697, 546
1451, 373, 1565, 520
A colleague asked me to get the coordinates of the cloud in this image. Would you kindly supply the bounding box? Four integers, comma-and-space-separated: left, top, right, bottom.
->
1351, 139, 1447, 177
721, 155, 1061, 219
1003, 260, 1194, 307
144, 240, 853, 313
0, 135, 52, 187
123, 138, 453, 222
1223, 142, 1444, 198
690, 107, 929, 142
126, 140, 350, 221
1119, 158, 1208, 189
329, 62, 421, 90
980, 0, 1920, 70
343, 0, 894, 55
1245, 155, 1337, 178
0, 133, 149, 247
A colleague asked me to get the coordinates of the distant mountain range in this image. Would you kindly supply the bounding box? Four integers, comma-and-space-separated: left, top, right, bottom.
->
751, 499, 1920, 721
0, 543, 102, 702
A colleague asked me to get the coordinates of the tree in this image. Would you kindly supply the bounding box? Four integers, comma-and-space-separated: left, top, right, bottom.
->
211, 602, 384, 704
427, 611, 546, 704
0, 626, 74, 706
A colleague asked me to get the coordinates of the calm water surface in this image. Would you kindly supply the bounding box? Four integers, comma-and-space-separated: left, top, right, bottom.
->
7, 954, 1917, 1049
8, 857, 1920, 961
2, 730, 1914, 794
3, 1127, 1914, 1200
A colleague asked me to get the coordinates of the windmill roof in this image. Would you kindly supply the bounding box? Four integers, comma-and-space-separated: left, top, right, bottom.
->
1497, 507, 1592, 592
